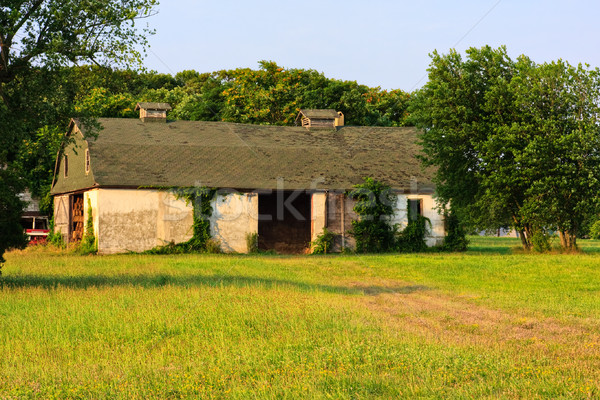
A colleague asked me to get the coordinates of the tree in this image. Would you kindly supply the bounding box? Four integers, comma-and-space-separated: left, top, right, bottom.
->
0, 0, 159, 264
0, 1, 157, 88
509, 60, 600, 250
411, 46, 600, 250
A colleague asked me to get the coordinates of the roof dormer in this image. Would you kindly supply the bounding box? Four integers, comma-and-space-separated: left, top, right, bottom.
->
295, 109, 344, 129
135, 102, 172, 123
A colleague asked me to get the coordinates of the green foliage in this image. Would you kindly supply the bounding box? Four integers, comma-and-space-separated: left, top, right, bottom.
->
411, 45, 600, 251
76, 199, 97, 255
205, 238, 223, 254
74, 88, 137, 118
46, 217, 65, 248
0, 1, 159, 262
0, 1, 158, 81
311, 228, 336, 254
0, 168, 27, 268
245, 232, 259, 254
589, 221, 600, 240
531, 230, 552, 253
397, 212, 430, 253
442, 211, 469, 252
349, 178, 397, 253
14, 125, 64, 215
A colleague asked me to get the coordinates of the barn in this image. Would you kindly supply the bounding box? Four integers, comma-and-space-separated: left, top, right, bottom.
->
50, 103, 445, 254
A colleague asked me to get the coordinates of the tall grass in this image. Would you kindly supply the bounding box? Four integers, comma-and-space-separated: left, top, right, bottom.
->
1, 238, 599, 398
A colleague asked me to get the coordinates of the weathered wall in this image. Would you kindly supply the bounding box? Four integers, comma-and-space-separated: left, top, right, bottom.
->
156, 191, 194, 245
95, 188, 193, 254
391, 194, 445, 247
311, 192, 327, 244
326, 192, 357, 252
210, 193, 258, 253
53, 194, 70, 240
96, 189, 158, 253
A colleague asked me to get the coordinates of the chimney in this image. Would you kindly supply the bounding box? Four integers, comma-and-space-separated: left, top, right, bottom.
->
135, 102, 172, 123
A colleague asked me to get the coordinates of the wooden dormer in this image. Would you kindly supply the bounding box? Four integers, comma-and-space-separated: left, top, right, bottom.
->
295, 109, 344, 129
135, 102, 172, 123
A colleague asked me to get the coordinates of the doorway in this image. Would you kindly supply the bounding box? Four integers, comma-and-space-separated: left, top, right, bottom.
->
258, 191, 311, 253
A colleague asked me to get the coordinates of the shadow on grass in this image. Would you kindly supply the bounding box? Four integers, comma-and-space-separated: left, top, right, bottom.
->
0, 273, 430, 297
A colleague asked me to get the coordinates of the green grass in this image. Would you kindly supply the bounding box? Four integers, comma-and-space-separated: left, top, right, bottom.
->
1, 237, 599, 399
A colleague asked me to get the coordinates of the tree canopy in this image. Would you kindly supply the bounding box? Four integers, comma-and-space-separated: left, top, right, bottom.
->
0, 0, 159, 265
411, 46, 600, 250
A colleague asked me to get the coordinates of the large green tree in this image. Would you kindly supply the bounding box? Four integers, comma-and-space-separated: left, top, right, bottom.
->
0, 0, 159, 264
411, 46, 600, 250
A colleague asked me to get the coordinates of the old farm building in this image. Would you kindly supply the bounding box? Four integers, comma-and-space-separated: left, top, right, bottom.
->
51, 104, 445, 254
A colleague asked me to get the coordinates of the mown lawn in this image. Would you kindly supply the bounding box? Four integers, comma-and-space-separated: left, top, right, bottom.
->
1, 237, 599, 399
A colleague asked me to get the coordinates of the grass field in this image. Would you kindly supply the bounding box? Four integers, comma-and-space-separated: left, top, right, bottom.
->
1, 237, 599, 399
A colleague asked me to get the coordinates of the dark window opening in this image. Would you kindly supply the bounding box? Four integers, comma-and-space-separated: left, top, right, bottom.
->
85, 149, 90, 173
258, 191, 311, 254
20, 217, 34, 230
408, 199, 422, 220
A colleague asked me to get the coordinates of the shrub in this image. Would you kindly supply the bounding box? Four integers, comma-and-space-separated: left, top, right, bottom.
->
397, 213, 430, 252
589, 220, 600, 240
246, 232, 259, 253
531, 230, 551, 253
441, 211, 468, 251
76, 199, 97, 255
349, 178, 397, 253
205, 238, 223, 254
311, 228, 336, 254
46, 217, 65, 248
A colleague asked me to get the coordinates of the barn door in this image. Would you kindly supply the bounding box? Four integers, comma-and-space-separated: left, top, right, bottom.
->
71, 194, 84, 242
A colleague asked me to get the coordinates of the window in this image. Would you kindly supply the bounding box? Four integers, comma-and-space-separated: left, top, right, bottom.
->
64, 155, 69, 178
85, 149, 90, 174
408, 199, 422, 220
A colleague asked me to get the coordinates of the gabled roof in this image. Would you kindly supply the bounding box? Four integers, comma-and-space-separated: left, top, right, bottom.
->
51, 118, 434, 194
135, 102, 172, 111
297, 109, 339, 119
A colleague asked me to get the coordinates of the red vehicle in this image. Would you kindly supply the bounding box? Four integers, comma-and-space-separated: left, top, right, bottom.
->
21, 216, 50, 245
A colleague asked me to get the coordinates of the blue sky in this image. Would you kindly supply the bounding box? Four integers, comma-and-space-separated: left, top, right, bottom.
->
143, 0, 600, 91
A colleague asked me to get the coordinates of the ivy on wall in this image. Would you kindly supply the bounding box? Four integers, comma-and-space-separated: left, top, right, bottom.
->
144, 186, 219, 254
348, 178, 431, 253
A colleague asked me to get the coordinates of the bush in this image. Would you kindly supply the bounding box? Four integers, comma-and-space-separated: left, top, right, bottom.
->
76, 199, 97, 255
589, 220, 600, 240
441, 211, 468, 251
531, 230, 551, 253
205, 238, 222, 254
246, 232, 259, 253
311, 228, 335, 254
46, 217, 65, 248
397, 214, 430, 252
349, 178, 397, 253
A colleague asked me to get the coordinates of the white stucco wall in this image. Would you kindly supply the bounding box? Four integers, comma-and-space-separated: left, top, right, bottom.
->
210, 193, 258, 253
156, 191, 194, 245
390, 194, 445, 247
311, 192, 327, 244
95, 188, 193, 254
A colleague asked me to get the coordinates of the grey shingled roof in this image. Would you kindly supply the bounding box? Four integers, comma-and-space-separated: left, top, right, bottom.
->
135, 102, 172, 111
56, 118, 434, 193
298, 109, 339, 119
